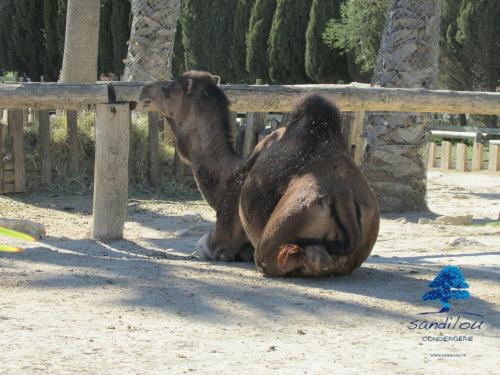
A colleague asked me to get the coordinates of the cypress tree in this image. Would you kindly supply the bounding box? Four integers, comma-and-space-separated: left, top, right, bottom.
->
230, 0, 255, 83
246, 0, 277, 82
172, 18, 185, 78
268, 0, 313, 83
110, 0, 131, 78
0, 0, 14, 71
11, 0, 45, 80
305, 0, 348, 83
43, 0, 64, 81
57, 0, 67, 62
98, 0, 114, 76
181, 0, 213, 72
181, 0, 236, 81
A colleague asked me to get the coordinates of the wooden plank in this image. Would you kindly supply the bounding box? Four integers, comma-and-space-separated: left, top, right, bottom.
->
441, 141, 452, 170
4, 82, 500, 115
488, 144, 500, 172
242, 112, 266, 157
92, 104, 130, 241
471, 141, 483, 172
66, 110, 79, 177
38, 110, 52, 185
148, 112, 160, 185
427, 142, 437, 168
455, 143, 468, 172
8, 109, 26, 192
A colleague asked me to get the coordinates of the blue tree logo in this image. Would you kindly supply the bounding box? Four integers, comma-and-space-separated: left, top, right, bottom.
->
423, 266, 471, 313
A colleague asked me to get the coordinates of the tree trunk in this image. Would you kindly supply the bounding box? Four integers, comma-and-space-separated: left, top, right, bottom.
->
361, 0, 441, 212
124, 0, 181, 81
125, 0, 181, 185
60, 0, 101, 177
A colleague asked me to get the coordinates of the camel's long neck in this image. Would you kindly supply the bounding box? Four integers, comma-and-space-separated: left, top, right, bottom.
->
177, 114, 243, 211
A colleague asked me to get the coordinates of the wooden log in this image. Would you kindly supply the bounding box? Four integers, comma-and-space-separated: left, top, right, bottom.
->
427, 142, 437, 168
92, 103, 130, 241
38, 110, 52, 185
3, 182, 15, 194
3, 170, 15, 184
441, 141, 452, 170
148, 111, 160, 185
5, 82, 500, 115
455, 143, 468, 172
488, 144, 500, 172
242, 112, 266, 157
471, 141, 483, 172
66, 110, 79, 177
0, 82, 109, 109
8, 109, 26, 192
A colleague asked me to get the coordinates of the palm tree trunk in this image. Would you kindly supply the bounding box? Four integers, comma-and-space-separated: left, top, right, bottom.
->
60, 0, 101, 177
124, 0, 181, 81
124, 0, 181, 185
361, 0, 441, 212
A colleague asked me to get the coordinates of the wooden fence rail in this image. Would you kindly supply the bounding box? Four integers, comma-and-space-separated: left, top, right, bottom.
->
2, 82, 500, 241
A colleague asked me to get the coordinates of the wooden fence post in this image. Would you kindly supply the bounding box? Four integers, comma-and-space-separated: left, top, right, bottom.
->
455, 143, 467, 172
93, 103, 130, 241
8, 109, 26, 192
488, 143, 500, 172
38, 110, 52, 185
148, 111, 160, 185
441, 140, 452, 170
350, 110, 366, 165
427, 142, 437, 168
471, 141, 483, 172
242, 112, 266, 157
66, 110, 79, 177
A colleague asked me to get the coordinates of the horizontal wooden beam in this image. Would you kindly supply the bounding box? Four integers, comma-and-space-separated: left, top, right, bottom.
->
0, 82, 109, 109
2, 81, 500, 115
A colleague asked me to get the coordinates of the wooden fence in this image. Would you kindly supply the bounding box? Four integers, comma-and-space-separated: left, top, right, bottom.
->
2, 81, 500, 241
428, 126, 500, 172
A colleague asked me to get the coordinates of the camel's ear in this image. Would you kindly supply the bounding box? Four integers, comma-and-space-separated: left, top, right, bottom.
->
211, 75, 221, 86
185, 78, 194, 95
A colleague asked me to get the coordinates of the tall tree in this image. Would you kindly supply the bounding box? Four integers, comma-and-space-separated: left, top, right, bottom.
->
305, 0, 348, 83
60, 0, 101, 83
0, 0, 14, 71
230, 0, 255, 83
246, 0, 277, 82
60, 0, 101, 177
125, 0, 182, 81
180, 0, 237, 81
172, 18, 185, 78
42, 0, 65, 81
361, 0, 442, 212
11, 0, 45, 81
111, 0, 131, 78
323, 0, 390, 82
268, 0, 313, 83
98, 0, 114, 76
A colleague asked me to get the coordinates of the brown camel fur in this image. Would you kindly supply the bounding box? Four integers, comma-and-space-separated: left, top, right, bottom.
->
138, 71, 379, 277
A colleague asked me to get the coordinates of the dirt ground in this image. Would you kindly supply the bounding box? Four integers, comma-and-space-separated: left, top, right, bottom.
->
0, 170, 499, 375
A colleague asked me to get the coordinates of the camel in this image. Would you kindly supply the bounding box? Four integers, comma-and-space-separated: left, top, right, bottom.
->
138, 71, 379, 277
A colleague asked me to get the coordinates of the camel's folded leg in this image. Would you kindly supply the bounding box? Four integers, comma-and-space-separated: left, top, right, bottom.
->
254, 196, 354, 277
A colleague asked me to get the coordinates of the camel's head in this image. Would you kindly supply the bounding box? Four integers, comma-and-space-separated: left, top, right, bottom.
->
137, 71, 222, 123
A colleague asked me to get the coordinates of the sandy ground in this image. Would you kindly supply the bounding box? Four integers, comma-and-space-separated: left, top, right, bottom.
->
0, 170, 499, 375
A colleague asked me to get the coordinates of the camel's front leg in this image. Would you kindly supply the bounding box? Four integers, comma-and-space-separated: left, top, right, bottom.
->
195, 217, 253, 262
